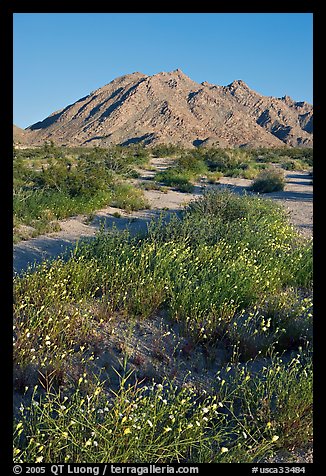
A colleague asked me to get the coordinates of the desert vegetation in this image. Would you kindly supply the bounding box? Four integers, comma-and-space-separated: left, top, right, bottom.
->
15, 143, 312, 243
250, 167, 286, 193
13, 144, 312, 240
13, 143, 151, 242
13, 188, 313, 463
152, 146, 312, 192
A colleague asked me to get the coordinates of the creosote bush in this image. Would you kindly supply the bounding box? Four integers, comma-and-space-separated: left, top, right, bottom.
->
250, 168, 285, 193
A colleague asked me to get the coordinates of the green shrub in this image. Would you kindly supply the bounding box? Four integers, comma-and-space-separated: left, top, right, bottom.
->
155, 169, 194, 192
176, 154, 208, 175
110, 183, 150, 211
206, 171, 223, 183
203, 149, 251, 173
241, 167, 259, 180
139, 181, 164, 191
281, 159, 304, 171
151, 144, 184, 157
250, 168, 285, 193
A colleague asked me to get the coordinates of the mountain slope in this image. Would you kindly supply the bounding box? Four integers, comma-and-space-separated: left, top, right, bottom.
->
24, 69, 313, 148
13, 124, 32, 146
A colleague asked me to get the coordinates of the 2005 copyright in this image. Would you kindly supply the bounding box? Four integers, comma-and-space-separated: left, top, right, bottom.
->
13, 467, 46, 474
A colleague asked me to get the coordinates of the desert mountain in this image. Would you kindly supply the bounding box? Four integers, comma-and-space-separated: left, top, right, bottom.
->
22, 69, 313, 148
13, 124, 32, 146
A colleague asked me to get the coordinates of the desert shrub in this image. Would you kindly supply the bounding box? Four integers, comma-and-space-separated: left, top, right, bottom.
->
241, 167, 260, 180
201, 148, 252, 174
176, 154, 208, 175
255, 163, 268, 170
250, 168, 285, 193
153, 151, 207, 190
255, 151, 283, 163
281, 159, 305, 171
139, 181, 164, 191
223, 168, 243, 178
174, 181, 194, 193
125, 143, 150, 162
154, 169, 194, 192
110, 183, 150, 211
151, 144, 184, 157
186, 189, 282, 223
206, 171, 223, 183
251, 148, 313, 168
285, 147, 313, 166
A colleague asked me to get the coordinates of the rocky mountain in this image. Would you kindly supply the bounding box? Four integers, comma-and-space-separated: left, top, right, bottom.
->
13, 124, 32, 146
21, 69, 313, 148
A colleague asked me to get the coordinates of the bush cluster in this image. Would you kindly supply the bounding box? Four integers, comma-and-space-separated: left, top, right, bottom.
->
13, 146, 150, 241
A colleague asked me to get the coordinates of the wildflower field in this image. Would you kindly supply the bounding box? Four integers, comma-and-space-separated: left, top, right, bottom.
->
13, 188, 313, 463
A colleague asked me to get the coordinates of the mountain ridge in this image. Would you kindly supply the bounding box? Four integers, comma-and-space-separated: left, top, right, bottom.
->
16, 69, 313, 148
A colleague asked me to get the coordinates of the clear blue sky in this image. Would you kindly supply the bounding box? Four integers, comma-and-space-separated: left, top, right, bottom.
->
13, 13, 313, 129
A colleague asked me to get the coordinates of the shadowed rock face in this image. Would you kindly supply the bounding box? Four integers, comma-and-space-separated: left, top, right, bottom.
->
21, 69, 312, 148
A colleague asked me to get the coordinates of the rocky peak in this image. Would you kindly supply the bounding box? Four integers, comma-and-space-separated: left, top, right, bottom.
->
225, 79, 254, 98
153, 69, 192, 81
281, 94, 296, 106
228, 79, 249, 88
171, 68, 189, 77
106, 71, 147, 88
23, 70, 313, 148
201, 81, 215, 88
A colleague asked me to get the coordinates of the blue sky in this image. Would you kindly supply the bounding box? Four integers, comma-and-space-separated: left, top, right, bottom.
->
13, 13, 313, 129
